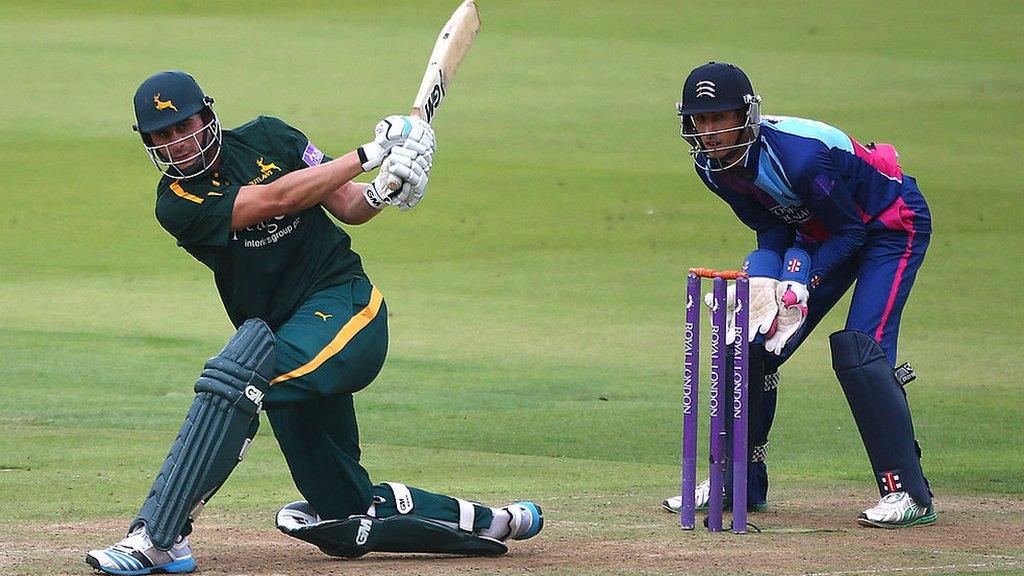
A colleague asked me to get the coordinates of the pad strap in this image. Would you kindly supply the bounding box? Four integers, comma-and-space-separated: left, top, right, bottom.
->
751, 443, 768, 463
382, 482, 414, 514
456, 498, 475, 532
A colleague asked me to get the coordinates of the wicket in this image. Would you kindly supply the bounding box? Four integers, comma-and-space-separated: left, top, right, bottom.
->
680, 268, 749, 533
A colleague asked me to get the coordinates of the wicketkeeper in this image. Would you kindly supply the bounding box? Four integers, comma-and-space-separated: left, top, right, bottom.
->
86, 71, 542, 576
663, 62, 935, 529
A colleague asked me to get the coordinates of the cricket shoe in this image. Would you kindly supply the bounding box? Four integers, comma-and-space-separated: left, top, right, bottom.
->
661, 479, 769, 514
858, 491, 937, 529
86, 524, 196, 575
504, 501, 544, 540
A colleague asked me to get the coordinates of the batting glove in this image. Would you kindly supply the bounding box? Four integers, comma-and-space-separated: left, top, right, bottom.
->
363, 142, 431, 211
388, 143, 432, 211
357, 115, 435, 172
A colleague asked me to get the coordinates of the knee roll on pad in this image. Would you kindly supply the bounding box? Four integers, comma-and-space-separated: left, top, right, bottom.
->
136, 319, 276, 549
830, 329, 931, 507
276, 501, 507, 557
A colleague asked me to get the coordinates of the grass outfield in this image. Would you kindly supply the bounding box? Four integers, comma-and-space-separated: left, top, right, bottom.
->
1, 1, 1022, 575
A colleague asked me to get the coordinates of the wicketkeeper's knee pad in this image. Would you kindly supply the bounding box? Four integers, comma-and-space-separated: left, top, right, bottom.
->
135, 319, 275, 549
276, 500, 508, 557
830, 329, 931, 506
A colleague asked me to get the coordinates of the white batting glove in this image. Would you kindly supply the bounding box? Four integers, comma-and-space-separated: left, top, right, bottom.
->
363, 143, 431, 210
387, 144, 432, 211
363, 170, 393, 210
764, 281, 809, 355
357, 115, 435, 172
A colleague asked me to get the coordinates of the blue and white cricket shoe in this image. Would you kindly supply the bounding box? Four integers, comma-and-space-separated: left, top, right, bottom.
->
505, 501, 544, 541
86, 524, 195, 575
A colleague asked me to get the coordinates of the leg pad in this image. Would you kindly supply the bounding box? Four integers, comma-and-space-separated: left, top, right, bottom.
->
830, 329, 931, 506
135, 319, 275, 549
276, 501, 508, 557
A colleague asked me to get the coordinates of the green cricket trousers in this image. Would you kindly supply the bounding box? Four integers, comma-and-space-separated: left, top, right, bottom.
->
263, 276, 493, 529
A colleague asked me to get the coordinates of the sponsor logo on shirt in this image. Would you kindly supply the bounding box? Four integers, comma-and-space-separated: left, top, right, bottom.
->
233, 215, 302, 248
768, 203, 812, 224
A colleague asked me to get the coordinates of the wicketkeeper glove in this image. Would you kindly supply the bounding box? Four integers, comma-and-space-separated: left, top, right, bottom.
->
765, 248, 811, 355
744, 249, 783, 343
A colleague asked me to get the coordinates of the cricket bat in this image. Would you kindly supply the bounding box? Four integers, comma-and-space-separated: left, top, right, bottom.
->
387, 0, 481, 192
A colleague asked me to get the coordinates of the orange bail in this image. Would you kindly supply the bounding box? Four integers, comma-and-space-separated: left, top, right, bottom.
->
687, 267, 748, 279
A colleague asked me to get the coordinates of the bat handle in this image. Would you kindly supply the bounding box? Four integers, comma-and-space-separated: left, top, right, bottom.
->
385, 166, 402, 193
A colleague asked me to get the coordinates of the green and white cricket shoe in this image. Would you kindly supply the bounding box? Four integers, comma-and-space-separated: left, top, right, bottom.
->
858, 491, 937, 529
86, 524, 196, 575
662, 479, 769, 513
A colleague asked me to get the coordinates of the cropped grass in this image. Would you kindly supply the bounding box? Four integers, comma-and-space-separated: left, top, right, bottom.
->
1, 1, 1022, 574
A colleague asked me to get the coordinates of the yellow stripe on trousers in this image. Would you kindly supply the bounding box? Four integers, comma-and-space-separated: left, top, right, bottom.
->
270, 286, 384, 385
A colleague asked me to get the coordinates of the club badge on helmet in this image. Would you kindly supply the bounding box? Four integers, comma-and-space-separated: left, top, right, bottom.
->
133, 70, 223, 180
676, 62, 762, 172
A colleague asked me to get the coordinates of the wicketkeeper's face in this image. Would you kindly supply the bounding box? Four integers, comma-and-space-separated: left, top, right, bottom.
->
691, 109, 745, 159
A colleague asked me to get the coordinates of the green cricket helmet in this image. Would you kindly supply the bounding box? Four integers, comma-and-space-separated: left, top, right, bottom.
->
133, 71, 222, 180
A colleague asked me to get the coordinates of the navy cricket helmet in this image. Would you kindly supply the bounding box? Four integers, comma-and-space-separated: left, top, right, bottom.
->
676, 62, 762, 171
133, 71, 222, 180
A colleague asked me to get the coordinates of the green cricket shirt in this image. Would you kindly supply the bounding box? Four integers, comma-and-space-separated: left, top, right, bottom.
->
155, 116, 364, 330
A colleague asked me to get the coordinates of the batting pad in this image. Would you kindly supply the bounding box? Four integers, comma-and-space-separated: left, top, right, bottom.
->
830, 329, 931, 507
276, 500, 508, 557
136, 319, 275, 549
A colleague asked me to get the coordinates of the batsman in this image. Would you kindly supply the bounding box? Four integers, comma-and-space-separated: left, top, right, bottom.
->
663, 62, 936, 528
85, 70, 542, 575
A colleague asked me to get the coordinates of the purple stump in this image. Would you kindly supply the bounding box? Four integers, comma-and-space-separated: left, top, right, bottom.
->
707, 276, 727, 532
732, 277, 749, 534
680, 273, 701, 530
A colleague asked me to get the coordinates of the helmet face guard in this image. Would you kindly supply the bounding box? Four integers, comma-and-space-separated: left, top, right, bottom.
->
677, 94, 761, 172
139, 107, 223, 180
676, 62, 762, 172
133, 71, 222, 180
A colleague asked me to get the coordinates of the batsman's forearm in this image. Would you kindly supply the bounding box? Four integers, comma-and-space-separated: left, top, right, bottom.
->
322, 182, 381, 225
267, 152, 364, 212
232, 152, 364, 230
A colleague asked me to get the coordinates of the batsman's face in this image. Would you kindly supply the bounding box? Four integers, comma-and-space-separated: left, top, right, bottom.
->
691, 109, 745, 159
148, 114, 205, 167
